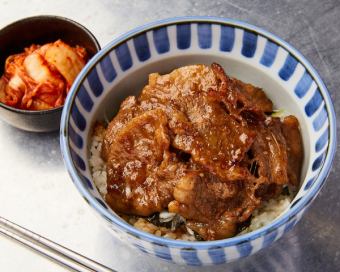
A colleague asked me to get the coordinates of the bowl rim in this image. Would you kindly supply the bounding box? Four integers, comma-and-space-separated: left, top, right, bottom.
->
60, 16, 337, 249
0, 15, 101, 115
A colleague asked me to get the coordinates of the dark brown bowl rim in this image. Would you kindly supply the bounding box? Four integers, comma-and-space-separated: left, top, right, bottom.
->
0, 15, 101, 115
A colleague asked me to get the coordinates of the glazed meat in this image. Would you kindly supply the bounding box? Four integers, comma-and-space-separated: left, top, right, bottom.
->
139, 65, 257, 181
105, 109, 187, 216
101, 63, 303, 240
168, 172, 254, 240
102, 96, 140, 159
244, 117, 289, 202
282, 116, 303, 187
229, 78, 273, 113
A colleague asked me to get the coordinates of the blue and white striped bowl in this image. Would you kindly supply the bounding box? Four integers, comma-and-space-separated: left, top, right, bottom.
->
60, 17, 336, 266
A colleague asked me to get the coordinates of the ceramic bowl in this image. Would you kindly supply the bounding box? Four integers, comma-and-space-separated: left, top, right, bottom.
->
60, 17, 336, 265
0, 15, 100, 132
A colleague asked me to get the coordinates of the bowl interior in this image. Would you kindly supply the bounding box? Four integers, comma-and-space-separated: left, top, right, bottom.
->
62, 19, 334, 247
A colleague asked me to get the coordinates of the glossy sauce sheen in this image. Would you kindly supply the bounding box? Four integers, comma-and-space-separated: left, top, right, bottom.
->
101, 64, 303, 240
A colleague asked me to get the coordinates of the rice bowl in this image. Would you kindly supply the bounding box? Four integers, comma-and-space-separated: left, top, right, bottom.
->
60, 17, 336, 265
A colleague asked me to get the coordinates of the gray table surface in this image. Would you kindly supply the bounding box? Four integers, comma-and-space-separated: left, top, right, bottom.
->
0, 0, 339, 271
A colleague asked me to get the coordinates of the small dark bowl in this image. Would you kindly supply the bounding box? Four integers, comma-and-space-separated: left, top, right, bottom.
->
0, 15, 100, 132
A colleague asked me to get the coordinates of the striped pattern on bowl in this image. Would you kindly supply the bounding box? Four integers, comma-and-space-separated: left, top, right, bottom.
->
60, 17, 336, 265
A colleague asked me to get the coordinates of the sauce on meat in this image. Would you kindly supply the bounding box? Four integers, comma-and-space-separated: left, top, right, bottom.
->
101, 63, 303, 240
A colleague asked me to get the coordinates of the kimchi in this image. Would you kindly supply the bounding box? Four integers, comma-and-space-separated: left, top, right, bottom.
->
0, 40, 87, 110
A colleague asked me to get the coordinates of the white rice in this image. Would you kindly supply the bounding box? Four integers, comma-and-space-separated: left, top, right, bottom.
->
89, 125, 292, 240
239, 195, 291, 235
89, 127, 107, 196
